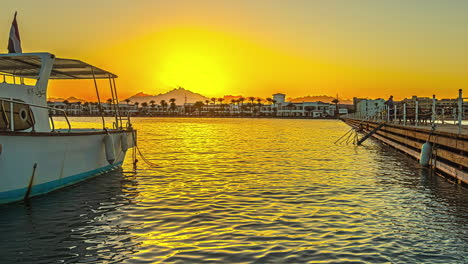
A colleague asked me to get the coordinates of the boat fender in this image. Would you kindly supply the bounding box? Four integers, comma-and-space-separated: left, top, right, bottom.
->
121, 132, 128, 152
419, 142, 432, 167
104, 133, 116, 164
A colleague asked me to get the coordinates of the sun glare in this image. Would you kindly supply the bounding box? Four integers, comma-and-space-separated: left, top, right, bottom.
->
159, 49, 230, 96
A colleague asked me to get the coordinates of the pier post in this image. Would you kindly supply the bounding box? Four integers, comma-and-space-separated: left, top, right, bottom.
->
415, 100, 419, 126
394, 105, 397, 124
441, 108, 445, 124
453, 107, 457, 124
403, 103, 406, 126
387, 105, 390, 122
458, 89, 463, 134
431, 94, 436, 126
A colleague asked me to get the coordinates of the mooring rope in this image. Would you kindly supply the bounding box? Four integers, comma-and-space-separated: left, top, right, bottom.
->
130, 130, 160, 170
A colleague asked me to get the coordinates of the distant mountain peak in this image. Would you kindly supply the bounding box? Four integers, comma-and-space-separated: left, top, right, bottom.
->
123, 88, 208, 105
47, 96, 86, 103
132, 92, 153, 97
288, 95, 352, 104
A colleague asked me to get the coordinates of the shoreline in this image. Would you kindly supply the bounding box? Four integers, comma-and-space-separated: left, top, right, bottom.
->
54, 114, 341, 120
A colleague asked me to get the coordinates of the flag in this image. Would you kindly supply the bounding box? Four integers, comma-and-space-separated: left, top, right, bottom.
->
8, 12, 22, 53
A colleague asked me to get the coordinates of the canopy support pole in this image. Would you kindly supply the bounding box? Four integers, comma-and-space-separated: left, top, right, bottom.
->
91, 67, 106, 130
112, 78, 124, 129
108, 76, 119, 129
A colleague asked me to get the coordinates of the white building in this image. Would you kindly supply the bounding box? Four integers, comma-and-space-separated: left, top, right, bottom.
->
276, 101, 336, 117
273, 93, 286, 104
354, 99, 385, 118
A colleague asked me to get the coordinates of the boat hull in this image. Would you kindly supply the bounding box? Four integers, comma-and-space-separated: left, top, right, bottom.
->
0, 130, 134, 204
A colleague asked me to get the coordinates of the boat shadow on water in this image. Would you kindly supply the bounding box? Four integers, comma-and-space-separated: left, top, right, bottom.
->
0, 169, 141, 264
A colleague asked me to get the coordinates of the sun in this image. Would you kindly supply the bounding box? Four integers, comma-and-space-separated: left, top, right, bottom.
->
159, 51, 228, 96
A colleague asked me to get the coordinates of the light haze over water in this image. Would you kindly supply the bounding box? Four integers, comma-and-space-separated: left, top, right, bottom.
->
0, 118, 467, 263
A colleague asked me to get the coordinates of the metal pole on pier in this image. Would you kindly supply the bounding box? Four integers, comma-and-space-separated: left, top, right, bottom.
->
403, 103, 406, 126
458, 89, 463, 134
415, 100, 419, 126
431, 94, 436, 126
394, 105, 397, 124
441, 108, 445, 124
387, 105, 390, 122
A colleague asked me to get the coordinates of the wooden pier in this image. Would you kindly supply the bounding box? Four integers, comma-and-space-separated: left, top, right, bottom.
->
342, 118, 468, 186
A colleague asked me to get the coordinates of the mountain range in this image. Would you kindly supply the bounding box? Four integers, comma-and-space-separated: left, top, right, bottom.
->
47, 96, 86, 103
122, 87, 209, 104
49, 89, 352, 105
288, 95, 352, 105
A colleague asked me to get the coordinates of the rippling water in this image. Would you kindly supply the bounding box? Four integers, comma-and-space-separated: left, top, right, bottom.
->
1, 118, 467, 264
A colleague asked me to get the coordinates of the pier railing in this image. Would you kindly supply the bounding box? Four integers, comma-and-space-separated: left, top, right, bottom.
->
343, 89, 467, 134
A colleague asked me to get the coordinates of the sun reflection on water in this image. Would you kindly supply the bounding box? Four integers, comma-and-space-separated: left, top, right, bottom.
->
17, 117, 468, 263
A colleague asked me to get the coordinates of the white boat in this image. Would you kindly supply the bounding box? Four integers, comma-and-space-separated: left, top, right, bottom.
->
0, 52, 136, 204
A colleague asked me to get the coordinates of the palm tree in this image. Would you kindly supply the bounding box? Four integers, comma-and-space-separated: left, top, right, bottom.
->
248, 97, 255, 105
160, 100, 168, 115
106, 99, 113, 114
149, 100, 156, 107
256, 98, 262, 106
238, 97, 245, 115
125, 98, 131, 105
62, 100, 70, 113
217, 98, 225, 115
169, 98, 177, 114
210, 97, 217, 105
193, 101, 204, 115
332, 98, 340, 117
83, 102, 90, 115
76, 101, 82, 115
205, 99, 210, 105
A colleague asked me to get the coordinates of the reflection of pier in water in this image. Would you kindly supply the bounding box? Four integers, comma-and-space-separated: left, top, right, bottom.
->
0, 169, 140, 263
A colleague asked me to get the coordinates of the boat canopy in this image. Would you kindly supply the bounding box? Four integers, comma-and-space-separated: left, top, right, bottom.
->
0, 53, 117, 79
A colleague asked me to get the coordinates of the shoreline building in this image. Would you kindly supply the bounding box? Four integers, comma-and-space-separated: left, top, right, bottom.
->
353, 98, 385, 118
48, 93, 342, 118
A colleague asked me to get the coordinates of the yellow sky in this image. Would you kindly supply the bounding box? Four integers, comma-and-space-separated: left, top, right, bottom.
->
2, 0, 468, 101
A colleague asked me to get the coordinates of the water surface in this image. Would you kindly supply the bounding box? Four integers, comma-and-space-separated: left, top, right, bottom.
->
1, 118, 467, 263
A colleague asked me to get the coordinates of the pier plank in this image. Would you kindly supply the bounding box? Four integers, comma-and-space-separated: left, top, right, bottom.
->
346, 119, 468, 152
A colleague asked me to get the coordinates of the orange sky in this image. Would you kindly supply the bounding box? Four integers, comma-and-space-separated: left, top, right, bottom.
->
2, 0, 468, 101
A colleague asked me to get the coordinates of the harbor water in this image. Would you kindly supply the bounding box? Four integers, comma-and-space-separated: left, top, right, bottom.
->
0, 118, 467, 263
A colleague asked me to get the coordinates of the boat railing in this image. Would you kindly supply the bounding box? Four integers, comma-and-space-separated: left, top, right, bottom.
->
0, 98, 71, 133
1, 73, 29, 85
